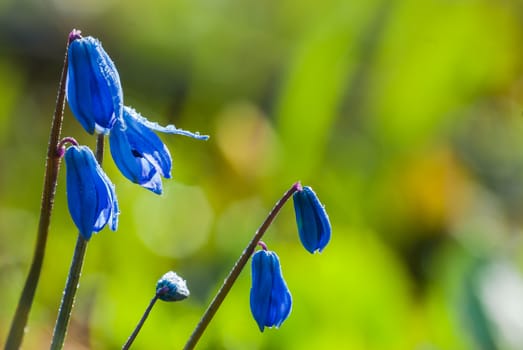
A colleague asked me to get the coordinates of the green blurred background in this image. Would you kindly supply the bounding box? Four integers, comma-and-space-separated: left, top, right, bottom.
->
1, 0, 523, 349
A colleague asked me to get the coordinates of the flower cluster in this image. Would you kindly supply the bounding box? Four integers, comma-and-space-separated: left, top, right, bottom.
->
60, 29, 331, 343
62, 31, 208, 239
249, 184, 331, 331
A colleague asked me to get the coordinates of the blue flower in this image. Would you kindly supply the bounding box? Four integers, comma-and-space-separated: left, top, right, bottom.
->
293, 186, 331, 253
109, 106, 209, 194
250, 249, 292, 332
65, 145, 119, 240
156, 271, 190, 302
66, 35, 123, 134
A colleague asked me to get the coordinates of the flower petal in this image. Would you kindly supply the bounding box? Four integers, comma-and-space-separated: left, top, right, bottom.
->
92, 166, 119, 232
250, 250, 292, 332
126, 106, 209, 140
65, 146, 98, 239
109, 107, 172, 194
65, 145, 119, 240
66, 36, 123, 134
293, 186, 331, 253
267, 255, 292, 328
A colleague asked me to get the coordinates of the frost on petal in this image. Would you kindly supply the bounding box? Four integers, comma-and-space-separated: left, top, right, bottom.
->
109, 105, 209, 194
125, 106, 209, 140
156, 271, 190, 302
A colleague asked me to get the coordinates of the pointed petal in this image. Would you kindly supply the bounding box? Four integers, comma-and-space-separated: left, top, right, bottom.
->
126, 106, 209, 140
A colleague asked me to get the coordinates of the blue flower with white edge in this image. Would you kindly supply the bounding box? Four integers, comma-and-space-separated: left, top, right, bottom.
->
293, 185, 331, 253
109, 106, 208, 194
156, 271, 190, 302
65, 145, 119, 240
66, 35, 123, 134
250, 249, 292, 332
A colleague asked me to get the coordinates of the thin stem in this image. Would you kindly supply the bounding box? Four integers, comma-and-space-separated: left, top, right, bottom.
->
183, 181, 302, 350
49, 235, 88, 350
4, 34, 71, 350
122, 287, 168, 350
49, 134, 105, 350
95, 133, 105, 165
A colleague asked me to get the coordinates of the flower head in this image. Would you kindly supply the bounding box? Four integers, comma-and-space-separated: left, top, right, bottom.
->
250, 249, 292, 332
109, 107, 172, 194
109, 106, 208, 194
156, 271, 190, 302
293, 186, 331, 253
65, 145, 119, 240
66, 35, 123, 134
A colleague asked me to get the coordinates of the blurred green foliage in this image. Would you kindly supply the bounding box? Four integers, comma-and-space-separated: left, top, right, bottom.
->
2, 0, 523, 349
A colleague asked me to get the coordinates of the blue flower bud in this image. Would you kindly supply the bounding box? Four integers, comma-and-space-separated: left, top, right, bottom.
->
293, 186, 331, 253
156, 271, 190, 302
65, 145, 119, 240
66, 36, 123, 134
250, 250, 292, 332
109, 106, 209, 194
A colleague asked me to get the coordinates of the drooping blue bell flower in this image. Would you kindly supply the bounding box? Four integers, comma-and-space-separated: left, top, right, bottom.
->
66, 35, 123, 134
293, 186, 331, 253
250, 249, 292, 332
156, 271, 190, 302
109, 106, 209, 194
65, 145, 119, 240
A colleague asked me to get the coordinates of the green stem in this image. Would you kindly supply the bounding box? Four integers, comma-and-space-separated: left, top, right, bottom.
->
4, 35, 70, 350
49, 235, 88, 350
49, 134, 105, 350
121, 292, 163, 350
183, 181, 302, 350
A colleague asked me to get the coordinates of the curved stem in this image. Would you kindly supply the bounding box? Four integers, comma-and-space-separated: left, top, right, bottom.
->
49, 134, 105, 350
183, 181, 301, 350
4, 35, 70, 350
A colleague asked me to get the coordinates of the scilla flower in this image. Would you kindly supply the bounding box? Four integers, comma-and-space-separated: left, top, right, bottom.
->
109, 106, 208, 194
250, 248, 292, 332
293, 186, 331, 253
65, 145, 119, 240
156, 271, 190, 302
67, 34, 123, 134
